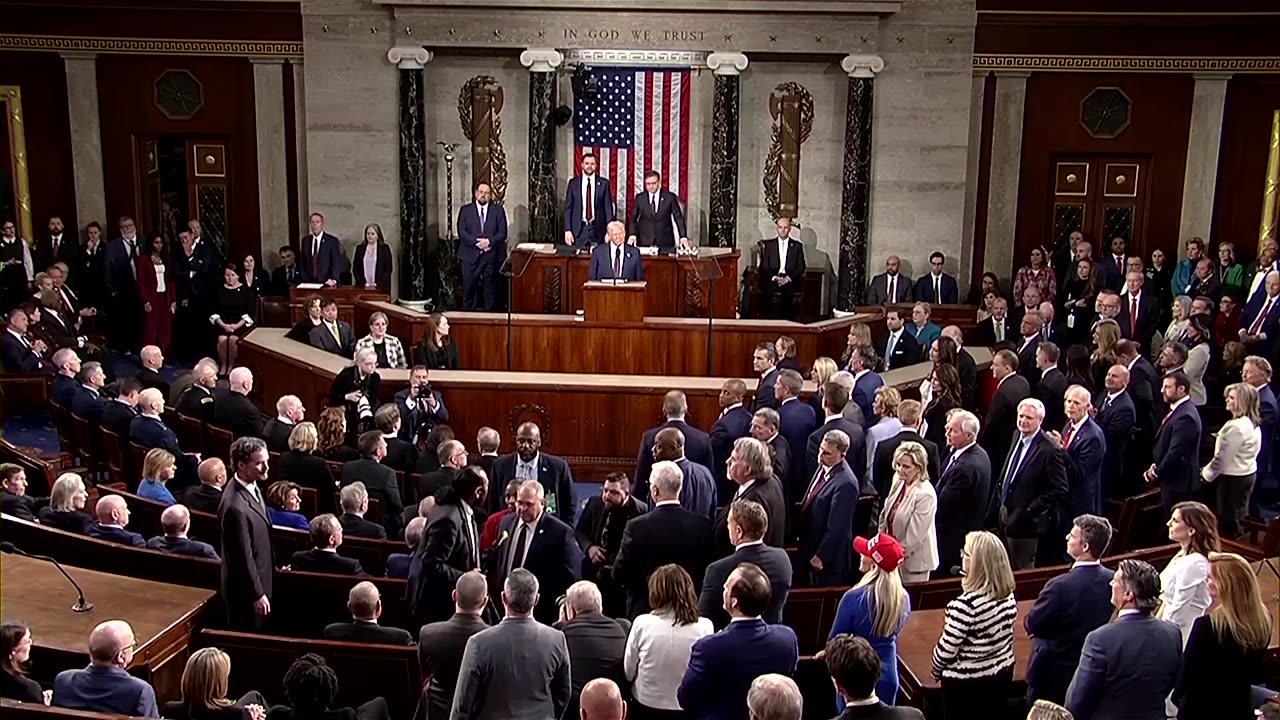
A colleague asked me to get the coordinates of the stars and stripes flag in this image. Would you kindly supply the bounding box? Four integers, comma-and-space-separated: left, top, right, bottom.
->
573, 67, 692, 219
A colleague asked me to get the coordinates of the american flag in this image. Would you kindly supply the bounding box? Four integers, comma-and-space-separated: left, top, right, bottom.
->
573, 67, 692, 218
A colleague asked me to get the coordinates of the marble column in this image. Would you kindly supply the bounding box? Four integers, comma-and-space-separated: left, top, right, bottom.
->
388, 45, 433, 307
251, 58, 290, 259
290, 59, 309, 237
706, 52, 748, 249
61, 52, 106, 230
1179, 73, 1232, 243
960, 71, 988, 292
982, 71, 1029, 281
521, 49, 564, 245
835, 54, 883, 311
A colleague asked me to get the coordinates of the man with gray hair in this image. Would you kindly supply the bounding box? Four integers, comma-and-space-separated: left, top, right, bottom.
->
136, 344, 169, 398
490, 479, 582, 624
1065, 559, 1181, 720
219, 436, 273, 630
798, 429, 860, 586
263, 394, 305, 452
452, 568, 571, 720
386, 515, 426, 578
53, 620, 158, 716
289, 513, 365, 575
323, 581, 413, 645
175, 357, 218, 420
998, 397, 1068, 570
146, 504, 218, 559
129, 386, 199, 492
749, 407, 790, 490
717, 437, 787, 553
614, 460, 713, 618
746, 674, 802, 720
937, 409, 991, 575
419, 571, 491, 720
71, 360, 106, 422
556, 580, 629, 718
338, 481, 386, 539
212, 366, 263, 439
634, 389, 714, 501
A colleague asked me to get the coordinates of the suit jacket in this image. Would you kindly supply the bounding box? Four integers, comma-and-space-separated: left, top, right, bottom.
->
270, 264, 301, 295
626, 189, 686, 247
491, 452, 576, 523
777, 399, 818, 495
415, 499, 481, 625
564, 174, 615, 243
1154, 399, 1202, 495
935, 445, 992, 572
53, 372, 78, 407
879, 477, 939, 576
1, 330, 48, 373
872, 430, 940, 500
632, 419, 714, 501
754, 368, 780, 411
382, 436, 418, 474
129, 414, 181, 455
1242, 292, 1280, 358
352, 242, 393, 293
979, 374, 1031, 477
1062, 418, 1106, 518
180, 484, 225, 516
277, 451, 336, 511
710, 405, 752, 490
975, 314, 1015, 347
758, 237, 806, 285
262, 418, 295, 453
913, 273, 959, 304
417, 466, 460, 502
880, 330, 921, 371
805, 416, 867, 486
1015, 334, 1042, 386
674, 457, 718, 517
212, 391, 264, 440
799, 460, 860, 584
765, 434, 793, 500
451, 617, 571, 720
419, 613, 490, 720
309, 320, 356, 357
33, 234, 79, 277
103, 237, 141, 300
298, 232, 343, 284
340, 458, 403, 537
1117, 291, 1158, 350
677, 618, 799, 720
490, 512, 582, 624
323, 619, 412, 645
290, 548, 366, 575
53, 664, 158, 717
1036, 367, 1069, 432
1093, 391, 1135, 495
613, 503, 714, 618
865, 273, 912, 305
998, 431, 1069, 538
145, 534, 219, 560
87, 523, 145, 547
340, 512, 387, 540
1258, 384, 1277, 476
715, 477, 788, 554
176, 384, 216, 422
852, 372, 885, 429
698, 542, 793, 629
71, 385, 105, 423
135, 367, 170, 400
1025, 563, 1115, 705
829, 703, 924, 720
1065, 613, 1182, 720
457, 202, 509, 267
219, 480, 274, 608
588, 241, 644, 281
1, 490, 44, 521
557, 612, 628, 719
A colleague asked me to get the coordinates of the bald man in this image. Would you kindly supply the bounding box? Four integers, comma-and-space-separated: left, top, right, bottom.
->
418, 571, 491, 719
146, 504, 219, 559
53, 620, 158, 716
88, 495, 145, 547
324, 581, 414, 645
213, 366, 264, 439
180, 458, 227, 515
491, 422, 576, 522
579, 679, 625, 720
135, 345, 170, 399
1094, 364, 1135, 502
130, 387, 200, 493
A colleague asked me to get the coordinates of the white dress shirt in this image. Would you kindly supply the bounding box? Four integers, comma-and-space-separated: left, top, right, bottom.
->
775, 236, 790, 277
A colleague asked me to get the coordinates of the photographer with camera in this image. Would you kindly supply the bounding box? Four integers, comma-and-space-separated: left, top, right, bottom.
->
394, 365, 449, 446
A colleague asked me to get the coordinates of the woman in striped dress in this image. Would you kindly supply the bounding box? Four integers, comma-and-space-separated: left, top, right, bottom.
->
931, 530, 1018, 720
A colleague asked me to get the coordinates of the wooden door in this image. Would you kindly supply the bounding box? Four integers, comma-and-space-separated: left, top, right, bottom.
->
135, 136, 163, 236
1046, 155, 1152, 261
187, 138, 229, 257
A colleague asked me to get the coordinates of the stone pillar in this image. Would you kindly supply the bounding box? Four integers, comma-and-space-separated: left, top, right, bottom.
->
251, 58, 290, 258
1179, 73, 1232, 243
388, 44, 433, 307
61, 53, 106, 230
706, 52, 748, 249
983, 71, 1030, 280
960, 71, 988, 291
835, 54, 883, 311
521, 49, 564, 245
290, 59, 309, 237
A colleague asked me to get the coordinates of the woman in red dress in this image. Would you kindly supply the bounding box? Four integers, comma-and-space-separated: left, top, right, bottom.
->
136, 232, 175, 352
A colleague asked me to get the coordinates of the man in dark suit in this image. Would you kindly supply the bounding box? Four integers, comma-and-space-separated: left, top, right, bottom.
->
308, 297, 357, 356
413, 467, 487, 626
1035, 342, 1069, 432
979, 350, 1030, 482
103, 216, 144, 352
912, 252, 959, 304
372, 404, 417, 472
1244, 356, 1278, 516
290, 513, 367, 575
135, 345, 169, 399
752, 342, 780, 411
145, 504, 219, 559
51, 347, 80, 406
935, 410, 992, 576
1065, 559, 1182, 720
388, 516, 423, 578
1015, 311, 1043, 387
652, 428, 717, 517
1, 307, 51, 373
270, 246, 301, 295
798, 429, 860, 586
0, 466, 42, 520
87, 494, 146, 547
298, 212, 342, 285
677, 563, 799, 720
749, 408, 792, 497
262, 394, 304, 453
213, 367, 264, 440
491, 421, 576, 522
634, 390, 714, 501
176, 359, 218, 422
337, 482, 387, 540
805, 382, 866, 485
864, 255, 913, 305
574, 472, 647, 615
457, 181, 508, 311
975, 297, 1014, 347
417, 439, 466, 501
710, 379, 753, 492
556, 581, 629, 720
626, 170, 687, 248
218, 437, 274, 630
1117, 271, 1158, 349
613, 461, 714, 618
849, 346, 884, 429
824, 634, 924, 720
775, 370, 817, 493
588, 221, 643, 281
71, 361, 107, 423
418, 572, 491, 720
1116, 340, 1159, 435
717, 437, 789, 552
563, 151, 614, 247
1145, 370, 1202, 514
489, 479, 583, 624
1053, 386, 1107, 522
1094, 365, 1136, 500
996, 398, 1070, 570
872, 400, 940, 500
51, 620, 158, 717
395, 366, 449, 445
758, 216, 806, 319
181, 458, 228, 516
1025, 514, 1116, 706
341, 431, 403, 538
100, 379, 141, 443
1240, 269, 1280, 360
880, 308, 921, 370
32, 216, 78, 277
323, 581, 413, 644
699, 500, 791, 629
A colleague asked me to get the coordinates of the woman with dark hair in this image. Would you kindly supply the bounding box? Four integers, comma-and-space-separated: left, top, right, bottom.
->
211, 263, 256, 372
417, 425, 455, 475
137, 231, 175, 352
624, 564, 713, 718
1159, 501, 1222, 646
316, 407, 359, 463
413, 313, 460, 370
1063, 344, 1094, 392
0, 620, 46, 703
1061, 257, 1098, 346
352, 223, 393, 294
970, 271, 1001, 309
923, 364, 962, 450
1014, 246, 1057, 306
265, 481, 309, 531
241, 255, 271, 298
1183, 313, 1212, 406
265, 653, 388, 720
287, 295, 324, 344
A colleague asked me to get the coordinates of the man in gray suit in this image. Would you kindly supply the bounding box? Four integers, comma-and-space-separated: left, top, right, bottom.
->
865, 255, 913, 305
419, 572, 490, 720
451, 568, 571, 720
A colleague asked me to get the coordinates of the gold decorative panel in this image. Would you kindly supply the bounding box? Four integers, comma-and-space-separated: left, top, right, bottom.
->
1104, 163, 1139, 198
1, 86, 31, 242
192, 144, 226, 178
1054, 162, 1089, 196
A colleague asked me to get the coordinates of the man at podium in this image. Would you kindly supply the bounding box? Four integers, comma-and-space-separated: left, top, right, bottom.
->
589, 221, 644, 282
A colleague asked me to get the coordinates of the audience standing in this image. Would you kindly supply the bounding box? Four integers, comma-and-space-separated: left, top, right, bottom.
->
829, 533, 911, 707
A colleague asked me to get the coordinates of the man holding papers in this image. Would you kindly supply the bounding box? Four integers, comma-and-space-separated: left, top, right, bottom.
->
589, 221, 644, 282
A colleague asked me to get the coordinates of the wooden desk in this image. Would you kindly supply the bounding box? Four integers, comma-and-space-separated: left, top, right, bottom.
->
2, 554, 214, 701
510, 244, 739, 318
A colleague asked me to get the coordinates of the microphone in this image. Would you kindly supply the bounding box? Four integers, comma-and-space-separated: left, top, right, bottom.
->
1, 541, 94, 613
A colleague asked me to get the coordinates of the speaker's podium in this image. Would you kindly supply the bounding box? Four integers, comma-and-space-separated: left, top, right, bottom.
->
583, 280, 646, 324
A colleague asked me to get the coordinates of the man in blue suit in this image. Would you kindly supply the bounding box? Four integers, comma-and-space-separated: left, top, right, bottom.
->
1145, 370, 1202, 514
1094, 365, 1136, 501
1054, 386, 1106, 519
652, 427, 717, 517
71, 361, 107, 423
298, 212, 343, 285
798, 429, 859, 586
131, 388, 200, 493
103, 216, 144, 352
912, 252, 959, 304
678, 563, 798, 720
53, 620, 158, 717
1244, 356, 1278, 515
806, 382, 867, 484
145, 504, 220, 560
87, 494, 146, 547
489, 479, 582, 625
775, 369, 817, 499
634, 390, 714, 502
457, 181, 508, 311
588, 221, 644, 282
1025, 514, 1116, 705
710, 379, 753, 493
849, 345, 884, 428
1065, 558, 1182, 720
1240, 270, 1280, 360
563, 152, 614, 247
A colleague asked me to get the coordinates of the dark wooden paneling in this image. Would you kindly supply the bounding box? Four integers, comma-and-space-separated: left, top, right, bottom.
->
3, 1, 303, 42
0, 51, 76, 233
97, 54, 260, 263
976, 10, 1280, 57
1214, 75, 1280, 256
969, 73, 995, 299
1015, 72, 1193, 274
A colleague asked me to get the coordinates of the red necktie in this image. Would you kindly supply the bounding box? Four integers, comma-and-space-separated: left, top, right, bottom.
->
1250, 298, 1274, 335
1130, 296, 1138, 337
803, 467, 828, 510
586, 178, 594, 222
613, 247, 622, 278
52, 237, 59, 256
1063, 423, 1075, 449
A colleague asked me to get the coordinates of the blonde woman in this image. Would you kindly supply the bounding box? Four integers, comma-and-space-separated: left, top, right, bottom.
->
865, 386, 904, 470
775, 335, 801, 372
277, 422, 337, 512
1202, 383, 1262, 538
828, 533, 911, 706
137, 448, 178, 506
36, 472, 93, 534
1172, 552, 1273, 719
809, 356, 839, 416
879, 441, 939, 582
1159, 501, 1222, 645
932, 530, 1017, 719
1160, 295, 1193, 350
353, 311, 407, 369
161, 647, 267, 720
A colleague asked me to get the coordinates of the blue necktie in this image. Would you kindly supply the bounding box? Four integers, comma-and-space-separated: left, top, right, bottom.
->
1002, 439, 1027, 504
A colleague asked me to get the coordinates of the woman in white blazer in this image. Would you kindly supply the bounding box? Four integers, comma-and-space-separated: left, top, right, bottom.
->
878, 440, 939, 583
1158, 500, 1221, 646
1202, 382, 1262, 538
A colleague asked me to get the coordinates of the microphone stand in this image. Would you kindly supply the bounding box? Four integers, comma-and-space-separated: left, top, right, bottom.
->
1, 542, 94, 612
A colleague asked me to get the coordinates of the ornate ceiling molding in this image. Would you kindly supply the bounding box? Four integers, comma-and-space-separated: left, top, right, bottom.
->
974, 53, 1280, 73
564, 48, 709, 68
0, 33, 303, 59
